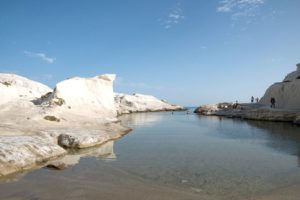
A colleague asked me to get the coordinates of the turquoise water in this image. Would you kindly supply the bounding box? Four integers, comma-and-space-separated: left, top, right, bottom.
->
1, 110, 300, 200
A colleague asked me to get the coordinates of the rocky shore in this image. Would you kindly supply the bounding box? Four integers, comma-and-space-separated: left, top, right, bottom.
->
194, 64, 300, 125
0, 73, 183, 177
194, 103, 300, 124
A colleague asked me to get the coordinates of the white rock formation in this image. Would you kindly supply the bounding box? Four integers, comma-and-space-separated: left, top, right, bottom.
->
38, 74, 118, 121
0, 133, 66, 177
0, 73, 51, 105
194, 104, 220, 115
0, 72, 184, 177
114, 93, 184, 115
0, 73, 130, 177
259, 64, 300, 110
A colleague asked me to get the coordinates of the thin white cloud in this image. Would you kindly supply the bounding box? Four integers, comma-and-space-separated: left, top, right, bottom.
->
217, 0, 265, 21
161, 3, 185, 29
115, 77, 163, 90
266, 57, 283, 63
24, 50, 56, 64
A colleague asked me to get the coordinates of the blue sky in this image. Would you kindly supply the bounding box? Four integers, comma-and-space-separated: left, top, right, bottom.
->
0, 0, 299, 106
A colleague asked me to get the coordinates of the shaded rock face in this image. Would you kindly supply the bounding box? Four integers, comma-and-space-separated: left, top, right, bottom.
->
260, 64, 300, 110
294, 115, 300, 125
114, 93, 184, 115
0, 74, 52, 105
244, 108, 298, 122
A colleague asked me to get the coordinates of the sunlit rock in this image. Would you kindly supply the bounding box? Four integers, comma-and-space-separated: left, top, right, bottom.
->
0, 133, 66, 177
0, 73, 51, 106
259, 64, 300, 109
114, 93, 184, 115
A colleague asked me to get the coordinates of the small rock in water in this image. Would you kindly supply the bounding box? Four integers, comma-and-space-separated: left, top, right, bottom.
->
46, 162, 66, 170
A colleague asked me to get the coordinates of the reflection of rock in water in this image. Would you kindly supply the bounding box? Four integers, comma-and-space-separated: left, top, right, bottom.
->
0, 171, 27, 183
246, 120, 300, 159
47, 141, 115, 169
119, 113, 163, 127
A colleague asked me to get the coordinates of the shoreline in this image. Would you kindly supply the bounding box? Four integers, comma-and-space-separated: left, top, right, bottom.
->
0, 108, 183, 178
194, 103, 300, 125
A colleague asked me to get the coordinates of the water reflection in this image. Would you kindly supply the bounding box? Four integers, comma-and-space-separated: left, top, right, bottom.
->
113, 112, 300, 198
0, 141, 116, 183
195, 115, 300, 162
48, 140, 116, 168
1, 112, 300, 200
245, 120, 300, 165
119, 112, 164, 127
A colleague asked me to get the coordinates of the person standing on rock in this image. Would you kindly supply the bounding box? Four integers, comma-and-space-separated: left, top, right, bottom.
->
270, 97, 276, 108
256, 97, 259, 103
251, 96, 254, 103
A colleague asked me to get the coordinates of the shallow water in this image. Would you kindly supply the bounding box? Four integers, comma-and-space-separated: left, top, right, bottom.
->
1, 110, 300, 200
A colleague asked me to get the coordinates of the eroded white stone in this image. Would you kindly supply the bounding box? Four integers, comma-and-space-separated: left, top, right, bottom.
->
114, 93, 184, 115
0, 133, 66, 177
0, 73, 52, 106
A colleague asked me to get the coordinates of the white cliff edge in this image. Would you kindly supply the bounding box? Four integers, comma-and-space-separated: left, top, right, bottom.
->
114, 93, 184, 115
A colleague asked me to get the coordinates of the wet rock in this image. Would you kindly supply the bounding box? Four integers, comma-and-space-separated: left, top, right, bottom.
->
57, 134, 78, 148
46, 161, 66, 170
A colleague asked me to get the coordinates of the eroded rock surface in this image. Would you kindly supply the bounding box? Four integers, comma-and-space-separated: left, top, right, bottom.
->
115, 93, 184, 115
0, 73, 130, 177
0, 72, 183, 177
0, 133, 66, 177
0, 73, 52, 106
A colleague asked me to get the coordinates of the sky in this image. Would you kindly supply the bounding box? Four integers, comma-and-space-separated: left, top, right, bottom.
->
0, 0, 300, 106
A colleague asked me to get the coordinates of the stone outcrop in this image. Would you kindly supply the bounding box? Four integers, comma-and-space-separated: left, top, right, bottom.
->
0, 133, 66, 177
0, 73, 52, 105
35, 74, 118, 121
195, 64, 300, 124
0, 73, 130, 177
243, 108, 298, 122
193, 103, 234, 115
194, 103, 300, 124
0, 73, 183, 177
259, 64, 300, 110
114, 93, 184, 115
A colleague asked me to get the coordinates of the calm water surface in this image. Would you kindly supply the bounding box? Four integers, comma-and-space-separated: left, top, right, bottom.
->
1, 110, 300, 200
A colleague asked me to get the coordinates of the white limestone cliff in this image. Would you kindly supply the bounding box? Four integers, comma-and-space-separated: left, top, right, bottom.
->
259, 64, 300, 110
0, 73, 52, 105
114, 93, 184, 115
35, 74, 118, 123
